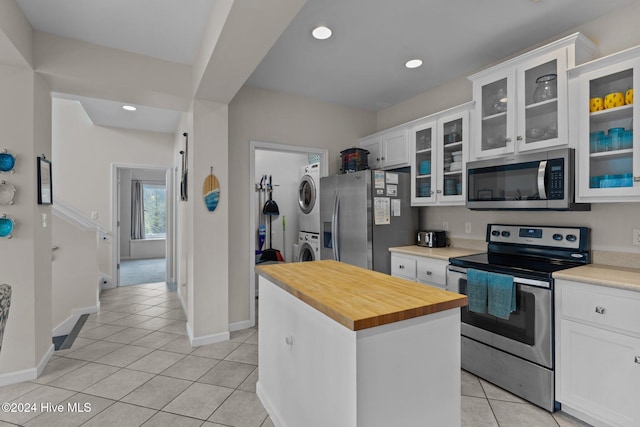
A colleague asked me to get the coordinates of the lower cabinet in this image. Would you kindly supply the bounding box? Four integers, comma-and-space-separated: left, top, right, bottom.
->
555, 279, 640, 427
391, 253, 448, 290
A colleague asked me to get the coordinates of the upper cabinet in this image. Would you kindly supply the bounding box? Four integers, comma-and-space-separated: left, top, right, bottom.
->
570, 46, 640, 202
469, 33, 596, 160
411, 103, 472, 206
359, 127, 410, 170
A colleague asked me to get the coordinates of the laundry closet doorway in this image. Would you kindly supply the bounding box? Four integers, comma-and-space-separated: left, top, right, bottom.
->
248, 141, 328, 326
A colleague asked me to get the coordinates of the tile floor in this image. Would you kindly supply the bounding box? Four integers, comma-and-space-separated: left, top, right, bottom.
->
0, 282, 591, 427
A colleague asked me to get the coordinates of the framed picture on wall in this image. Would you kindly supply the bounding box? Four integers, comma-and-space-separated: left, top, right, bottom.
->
37, 156, 52, 205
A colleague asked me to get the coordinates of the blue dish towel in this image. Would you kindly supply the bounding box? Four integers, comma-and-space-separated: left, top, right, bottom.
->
487, 272, 515, 319
466, 269, 488, 314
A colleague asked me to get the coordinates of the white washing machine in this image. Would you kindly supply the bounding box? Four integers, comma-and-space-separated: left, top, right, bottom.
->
297, 162, 320, 234
294, 231, 320, 262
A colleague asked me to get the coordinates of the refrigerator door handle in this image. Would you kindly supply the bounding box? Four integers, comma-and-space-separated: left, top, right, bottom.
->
332, 190, 340, 261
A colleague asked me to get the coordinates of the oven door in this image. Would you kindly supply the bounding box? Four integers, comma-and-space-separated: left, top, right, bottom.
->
447, 266, 553, 369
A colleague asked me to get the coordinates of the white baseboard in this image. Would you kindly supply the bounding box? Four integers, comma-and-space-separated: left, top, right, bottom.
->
52, 305, 99, 337
0, 344, 54, 387
257, 381, 284, 427
186, 322, 230, 347
229, 320, 252, 332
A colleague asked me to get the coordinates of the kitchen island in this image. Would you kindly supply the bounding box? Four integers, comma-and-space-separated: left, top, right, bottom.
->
255, 260, 468, 427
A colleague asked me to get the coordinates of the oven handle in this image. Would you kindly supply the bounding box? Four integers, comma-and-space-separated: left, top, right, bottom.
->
447, 265, 551, 289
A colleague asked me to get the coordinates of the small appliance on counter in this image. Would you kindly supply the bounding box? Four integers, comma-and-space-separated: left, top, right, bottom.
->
417, 230, 447, 248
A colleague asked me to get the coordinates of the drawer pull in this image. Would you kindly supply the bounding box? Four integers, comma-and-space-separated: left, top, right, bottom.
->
399, 265, 404, 269
635, 356, 640, 365
425, 271, 432, 275
595, 306, 606, 315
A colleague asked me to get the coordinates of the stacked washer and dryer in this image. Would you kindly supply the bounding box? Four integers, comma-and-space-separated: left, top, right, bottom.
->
294, 162, 320, 262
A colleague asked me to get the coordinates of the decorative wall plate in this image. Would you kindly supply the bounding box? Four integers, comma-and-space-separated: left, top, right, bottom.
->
0, 150, 16, 173
0, 215, 14, 238
0, 181, 16, 205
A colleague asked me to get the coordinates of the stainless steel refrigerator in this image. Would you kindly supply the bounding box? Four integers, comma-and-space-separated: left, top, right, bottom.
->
320, 170, 418, 274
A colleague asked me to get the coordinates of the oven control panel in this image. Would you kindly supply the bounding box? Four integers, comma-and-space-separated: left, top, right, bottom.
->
487, 224, 588, 249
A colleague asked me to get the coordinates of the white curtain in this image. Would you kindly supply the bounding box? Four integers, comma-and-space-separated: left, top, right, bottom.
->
131, 181, 146, 240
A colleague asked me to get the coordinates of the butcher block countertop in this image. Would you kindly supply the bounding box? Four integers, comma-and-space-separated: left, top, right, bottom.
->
255, 260, 467, 331
388, 245, 482, 261
553, 264, 640, 292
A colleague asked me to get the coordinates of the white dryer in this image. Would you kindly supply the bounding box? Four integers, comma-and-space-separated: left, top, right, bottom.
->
295, 231, 320, 262
297, 162, 320, 234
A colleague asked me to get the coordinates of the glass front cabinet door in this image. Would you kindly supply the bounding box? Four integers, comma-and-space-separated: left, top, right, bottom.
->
411, 105, 470, 206
573, 49, 640, 202
472, 51, 568, 158
411, 120, 437, 204
470, 33, 596, 160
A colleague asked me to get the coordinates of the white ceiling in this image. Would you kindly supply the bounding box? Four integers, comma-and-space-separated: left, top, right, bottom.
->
14, 0, 637, 132
247, 0, 635, 111
16, 0, 214, 64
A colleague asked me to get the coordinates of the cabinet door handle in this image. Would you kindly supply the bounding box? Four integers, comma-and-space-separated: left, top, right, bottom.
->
516, 135, 523, 141
381, 156, 385, 161
595, 306, 606, 315
376, 157, 380, 161
436, 190, 442, 194
399, 265, 404, 269
425, 271, 432, 275
635, 356, 640, 364
505, 137, 512, 143
634, 176, 640, 182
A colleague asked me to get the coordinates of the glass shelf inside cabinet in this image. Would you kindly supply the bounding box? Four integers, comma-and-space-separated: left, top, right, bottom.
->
590, 105, 632, 124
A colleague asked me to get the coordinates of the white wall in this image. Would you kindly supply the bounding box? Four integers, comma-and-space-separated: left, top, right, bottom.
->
51, 215, 98, 335
52, 98, 174, 280
0, 66, 52, 383
377, 2, 640, 254
255, 151, 310, 262
228, 85, 377, 325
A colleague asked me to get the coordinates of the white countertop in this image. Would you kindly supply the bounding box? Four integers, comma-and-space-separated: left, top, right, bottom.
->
388, 245, 482, 261
553, 264, 640, 292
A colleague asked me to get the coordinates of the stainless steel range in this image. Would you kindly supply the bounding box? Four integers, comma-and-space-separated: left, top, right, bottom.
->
447, 224, 590, 411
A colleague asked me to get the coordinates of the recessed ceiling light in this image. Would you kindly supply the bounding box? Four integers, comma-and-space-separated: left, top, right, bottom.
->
312, 26, 332, 40
122, 105, 136, 111
405, 59, 423, 69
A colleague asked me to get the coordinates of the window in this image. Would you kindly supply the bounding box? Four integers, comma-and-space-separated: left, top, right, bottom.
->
143, 183, 166, 238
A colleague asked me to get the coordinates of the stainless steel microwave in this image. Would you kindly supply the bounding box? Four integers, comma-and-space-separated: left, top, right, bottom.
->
466, 148, 590, 211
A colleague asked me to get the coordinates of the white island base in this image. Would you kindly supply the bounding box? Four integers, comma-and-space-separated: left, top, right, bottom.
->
257, 276, 461, 427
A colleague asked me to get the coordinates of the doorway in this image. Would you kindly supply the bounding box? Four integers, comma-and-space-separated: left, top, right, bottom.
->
249, 141, 328, 327
111, 164, 176, 288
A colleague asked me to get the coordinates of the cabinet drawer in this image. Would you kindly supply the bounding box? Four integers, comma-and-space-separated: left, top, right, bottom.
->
416, 259, 447, 287
391, 256, 416, 280
560, 285, 640, 336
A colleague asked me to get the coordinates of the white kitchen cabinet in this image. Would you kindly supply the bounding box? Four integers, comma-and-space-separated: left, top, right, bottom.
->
570, 46, 640, 202
410, 103, 471, 206
555, 279, 640, 427
469, 33, 596, 160
391, 253, 448, 290
359, 128, 409, 170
